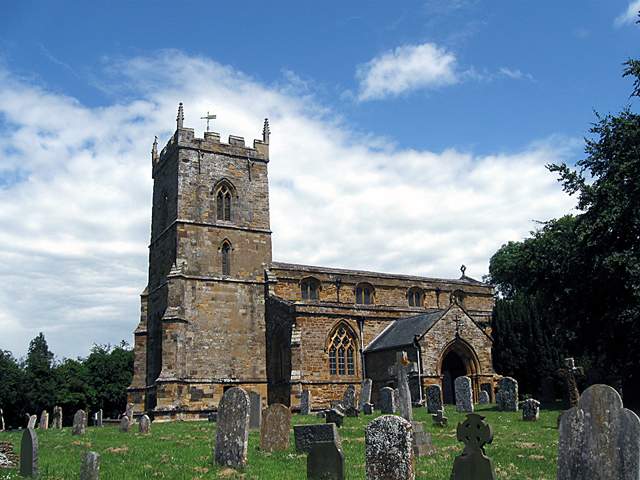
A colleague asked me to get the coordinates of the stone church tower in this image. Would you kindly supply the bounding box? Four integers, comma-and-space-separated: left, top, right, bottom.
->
128, 104, 272, 418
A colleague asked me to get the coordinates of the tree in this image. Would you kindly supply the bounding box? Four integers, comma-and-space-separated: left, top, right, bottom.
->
24, 332, 58, 417
0, 350, 26, 428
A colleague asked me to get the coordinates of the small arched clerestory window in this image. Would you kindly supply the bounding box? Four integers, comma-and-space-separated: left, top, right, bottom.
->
407, 287, 424, 307
221, 240, 231, 276
328, 323, 358, 376
300, 277, 321, 301
355, 283, 374, 305
451, 290, 466, 309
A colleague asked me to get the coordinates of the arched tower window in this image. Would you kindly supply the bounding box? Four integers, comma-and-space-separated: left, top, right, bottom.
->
300, 277, 321, 301
355, 283, 374, 305
216, 185, 232, 221
221, 240, 231, 276
328, 323, 358, 376
452, 290, 467, 309
407, 287, 424, 307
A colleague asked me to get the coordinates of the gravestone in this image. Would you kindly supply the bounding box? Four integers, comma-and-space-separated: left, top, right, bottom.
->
558, 357, 584, 407
249, 391, 262, 430
391, 352, 414, 421
214, 386, 250, 469
94, 409, 102, 427
425, 384, 443, 414
119, 416, 131, 433
300, 389, 311, 415
558, 384, 640, 480
432, 408, 448, 426
19, 427, 38, 478
294, 423, 342, 453
345, 407, 360, 418
365, 415, 414, 480
139, 414, 151, 433
0, 409, 4, 432
52, 406, 62, 429
359, 379, 372, 411
79, 451, 100, 480
480, 382, 494, 403
208, 412, 217, 422
260, 403, 290, 452
496, 377, 518, 412
478, 391, 489, 404
38, 411, 48, 430
362, 403, 374, 415
540, 376, 556, 403
343, 385, 357, 410
125, 403, 134, 422
72, 410, 86, 436
325, 409, 344, 427
522, 399, 540, 421
412, 421, 438, 457
27, 415, 37, 429
380, 387, 395, 414
316, 410, 326, 419
454, 376, 473, 413
307, 441, 345, 480
450, 413, 497, 480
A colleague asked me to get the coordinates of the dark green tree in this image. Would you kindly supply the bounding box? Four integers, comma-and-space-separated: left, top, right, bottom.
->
0, 350, 26, 428
55, 358, 90, 416
24, 332, 58, 418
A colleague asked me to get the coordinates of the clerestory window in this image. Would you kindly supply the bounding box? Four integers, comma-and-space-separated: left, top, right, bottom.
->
301, 278, 320, 301
408, 288, 424, 307
356, 283, 373, 305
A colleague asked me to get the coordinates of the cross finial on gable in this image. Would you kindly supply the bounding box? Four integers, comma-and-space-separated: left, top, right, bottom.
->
460, 264, 466, 276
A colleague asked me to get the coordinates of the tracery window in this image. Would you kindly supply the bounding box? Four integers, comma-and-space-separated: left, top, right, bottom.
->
329, 325, 356, 376
216, 185, 232, 221
356, 283, 373, 305
221, 241, 231, 276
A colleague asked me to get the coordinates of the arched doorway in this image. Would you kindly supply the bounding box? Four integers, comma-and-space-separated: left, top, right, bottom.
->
441, 351, 466, 404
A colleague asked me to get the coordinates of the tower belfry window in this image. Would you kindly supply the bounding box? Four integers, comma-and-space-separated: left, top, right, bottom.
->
217, 186, 232, 221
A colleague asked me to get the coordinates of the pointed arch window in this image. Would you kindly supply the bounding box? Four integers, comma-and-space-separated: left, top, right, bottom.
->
328, 325, 357, 376
216, 185, 232, 221
221, 241, 231, 276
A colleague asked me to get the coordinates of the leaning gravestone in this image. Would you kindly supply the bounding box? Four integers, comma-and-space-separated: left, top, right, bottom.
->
119, 416, 131, 433
214, 387, 250, 469
365, 415, 414, 480
450, 413, 496, 480
38, 411, 48, 430
558, 384, 640, 480
478, 391, 489, 404
79, 451, 100, 480
497, 377, 519, 412
20, 427, 38, 478
522, 399, 540, 421
307, 441, 345, 480
300, 389, 311, 415
27, 415, 37, 429
425, 384, 443, 414
359, 379, 372, 411
72, 410, 86, 436
480, 382, 494, 403
52, 406, 62, 429
249, 391, 262, 430
294, 423, 342, 453
343, 385, 357, 410
432, 408, 448, 427
540, 376, 556, 403
455, 376, 474, 413
139, 414, 151, 433
260, 403, 290, 452
380, 387, 395, 414
326, 408, 344, 427
558, 357, 584, 407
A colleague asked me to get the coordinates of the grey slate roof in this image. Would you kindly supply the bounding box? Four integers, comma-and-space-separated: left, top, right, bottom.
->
364, 310, 445, 353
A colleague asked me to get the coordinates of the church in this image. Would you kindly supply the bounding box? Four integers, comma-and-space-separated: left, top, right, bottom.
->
127, 105, 496, 420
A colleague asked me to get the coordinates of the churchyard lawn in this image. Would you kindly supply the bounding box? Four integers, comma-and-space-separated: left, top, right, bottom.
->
0, 401, 600, 479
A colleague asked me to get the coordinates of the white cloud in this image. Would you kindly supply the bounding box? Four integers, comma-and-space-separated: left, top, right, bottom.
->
0, 51, 578, 359
356, 43, 459, 101
615, 1, 640, 27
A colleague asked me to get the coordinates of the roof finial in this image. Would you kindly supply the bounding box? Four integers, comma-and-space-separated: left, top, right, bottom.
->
460, 264, 467, 277
151, 136, 158, 162
177, 103, 184, 130
262, 118, 270, 144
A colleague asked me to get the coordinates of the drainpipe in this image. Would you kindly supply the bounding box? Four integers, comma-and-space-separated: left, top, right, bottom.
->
358, 317, 366, 380
413, 334, 423, 405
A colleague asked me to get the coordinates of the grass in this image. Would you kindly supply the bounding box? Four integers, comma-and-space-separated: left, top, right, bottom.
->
0, 401, 571, 479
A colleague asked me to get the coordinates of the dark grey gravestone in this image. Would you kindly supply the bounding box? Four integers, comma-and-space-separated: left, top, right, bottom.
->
119, 416, 131, 433
249, 391, 262, 430
95, 409, 103, 427
380, 387, 395, 414
20, 427, 38, 478
478, 391, 489, 404
294, 423, 343, 453
345, 407, 360, 418
425, 384, 443, 414
432, 408, 448, 426
496, 377, 518, 412
214, 386, 250, 469
139, 414, 151, 433
260, 403, 290, 452
480, 383, 494, 403
450, 413, 496, 480
325, 409, 344, 427
365, 415, 414, 480
343, 385, 357, 410
455, 376, 474, 413
72, 410, 86, 435
79, 451, 100, 480
362, 403, 374, 415
558, 357, 584, 407
301, 389, 311, 416
208, 412, 217, 422
359, 379, 372, 411
27, 415, 37, 429
540, 376, 556, 403
522, 399, 540, 421
316, 410, 326, 419
558, 384, 640, 480
38, 411, 48, 430
307, 441, 345, 480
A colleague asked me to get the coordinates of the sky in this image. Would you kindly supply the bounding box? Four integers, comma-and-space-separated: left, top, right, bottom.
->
0, 1, 639, 361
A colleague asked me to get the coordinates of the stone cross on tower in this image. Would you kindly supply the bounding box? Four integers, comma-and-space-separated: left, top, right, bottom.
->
557, 357, 584, 407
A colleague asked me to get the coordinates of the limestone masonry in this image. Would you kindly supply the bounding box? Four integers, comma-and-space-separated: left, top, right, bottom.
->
127, 105, 496, 420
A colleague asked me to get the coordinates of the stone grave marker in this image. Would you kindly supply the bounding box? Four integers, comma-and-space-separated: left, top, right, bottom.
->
208, 412, 217, 422
362, 403, 374, 415
139, 414, 151, 433
260, 403, 290, 452
214, 386, 250, 469
316, 410, 326, 419
19, 427, 38, 478
380, 387, 395, 414
27, 415, 37, 429
432, 408, 448, 426
249, 391, 262, 430
425, 384, 442, 414
79, 451, 100, 480
496, 377, 518, 412
343, 385, 357, 410
454, 376, 474, 413
72, 410, 86, 436
522, 399, 540, 421
558, 357, 584, 407
325, 408, 344, 427
365, 415, 414, 480
307, 441, 345, 480
125, 402, 134, 422
478, 391, 489, 404
540, 376, 556, 403
94, 409, 102, 427
359, 378, 372, 411
480, 382, 494, 403
412, 421, 438, 457
119, 416, 131, 433
450, 413, 496, 480
0, 408, 4, 432
558, 384, 640, 480
52, 406, 62, 429
38, 411, 48, 430
300, 389, 311, 415
345, 407, 360, 418
294, 423, 342, 453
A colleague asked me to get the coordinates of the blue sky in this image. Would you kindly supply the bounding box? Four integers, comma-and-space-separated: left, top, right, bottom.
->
1, 1, 639, 360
